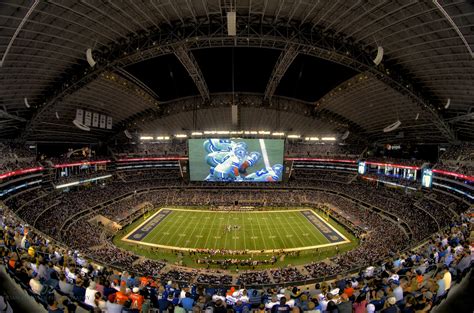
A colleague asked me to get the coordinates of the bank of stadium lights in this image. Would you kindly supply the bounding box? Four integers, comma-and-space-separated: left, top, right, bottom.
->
139, 136, 154, 140
141, 132, 334, 140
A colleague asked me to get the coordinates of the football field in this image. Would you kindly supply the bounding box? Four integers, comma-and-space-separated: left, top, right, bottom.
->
122, 208, 351, 253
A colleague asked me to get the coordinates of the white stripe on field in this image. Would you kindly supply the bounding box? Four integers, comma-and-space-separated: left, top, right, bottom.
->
259, 139, 271, 169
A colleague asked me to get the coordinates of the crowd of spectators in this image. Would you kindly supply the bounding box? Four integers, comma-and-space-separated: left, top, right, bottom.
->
0, 142, 37, 171
1, 204, 471, 313
439, 144, 474, 162
364, 157, 426, 167
291, 169, 355, 184
3, 188, 46, 212
434, 161, 474, 176
118, 168, 181, 183
1, 153, 472, 313
237, 270, 271, 285
6, 177, 470, 281
270, 267, 311, 284
112, 142, 188, 158
286, 143, 364, 158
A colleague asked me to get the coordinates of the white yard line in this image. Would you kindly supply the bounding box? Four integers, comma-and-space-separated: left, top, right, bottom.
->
202, 210, 219, 248
259, 139, 271, 169
222, 211, 233, 249
254, 212, 268, 250
182, 211, 203, 249
157, 213, 187, 244
266, 211, 287, 250
240, 211, 247, 251
287, 212, 312, 247
246, 212, 258, 250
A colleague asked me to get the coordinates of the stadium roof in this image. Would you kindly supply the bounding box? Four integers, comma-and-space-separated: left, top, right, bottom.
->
0, 0, 473, 144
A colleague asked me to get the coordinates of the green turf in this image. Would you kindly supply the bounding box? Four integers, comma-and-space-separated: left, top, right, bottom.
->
188, 139, 284, 181
114, 206, 358, 270
124, 209, 347, 251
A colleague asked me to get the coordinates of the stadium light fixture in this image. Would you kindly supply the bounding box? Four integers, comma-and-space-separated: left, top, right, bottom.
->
140, 136, 154, 140
287, 134, 300, 139
175, 134, 187, 138
230, 131, 244, 135
258, 131, 271, 135
305, 137, 319, 141
321, 137, 336, 141
216, 131, 230, 135
192, 132, 203, 136
156, 136, 170, 140
204, 131, 216, 135
272, 132, 285, 136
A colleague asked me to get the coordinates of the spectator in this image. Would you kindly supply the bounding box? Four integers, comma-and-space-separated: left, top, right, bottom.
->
84, 281, 97, 307
272, 297, 291, 313
29, 272, 43, 295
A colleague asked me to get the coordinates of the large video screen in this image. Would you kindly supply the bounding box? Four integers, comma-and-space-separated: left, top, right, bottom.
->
189, 139, 284, 182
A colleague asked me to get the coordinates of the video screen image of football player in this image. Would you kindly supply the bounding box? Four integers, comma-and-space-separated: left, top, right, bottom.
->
203, 139, 233, 153
202, 139, 282, 182
243, 164, 283, 182
204, 142, 247, 181
204, 141, 260, 182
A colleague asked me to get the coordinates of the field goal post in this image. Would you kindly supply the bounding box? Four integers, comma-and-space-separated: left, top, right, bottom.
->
141, 202, 153, 220
323, 203, 331, 222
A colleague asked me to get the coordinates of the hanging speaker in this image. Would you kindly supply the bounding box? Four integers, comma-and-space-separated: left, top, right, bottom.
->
383, 120, 401, 133
373, 46, 384, 65
444, 98, 451, 109
24, 97, 30, 108
227, 11, 236, 36
86, 48, 96, 67
124, 130, 132, 139
73, 119, 91, 131
341, 130, 350, 140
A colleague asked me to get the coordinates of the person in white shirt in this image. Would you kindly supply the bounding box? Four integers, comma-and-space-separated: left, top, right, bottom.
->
29, 273, 43, 295
84, 281, 97, 307
442, 267, 452, 290
265, 295, 279, 310
391, 282, 403, 302
58, 274, 74, 295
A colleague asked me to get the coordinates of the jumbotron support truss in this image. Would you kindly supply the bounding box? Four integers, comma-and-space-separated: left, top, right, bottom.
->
173, 44, 210, 102
264, 45, 299, 102
23, 16, 455, 142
